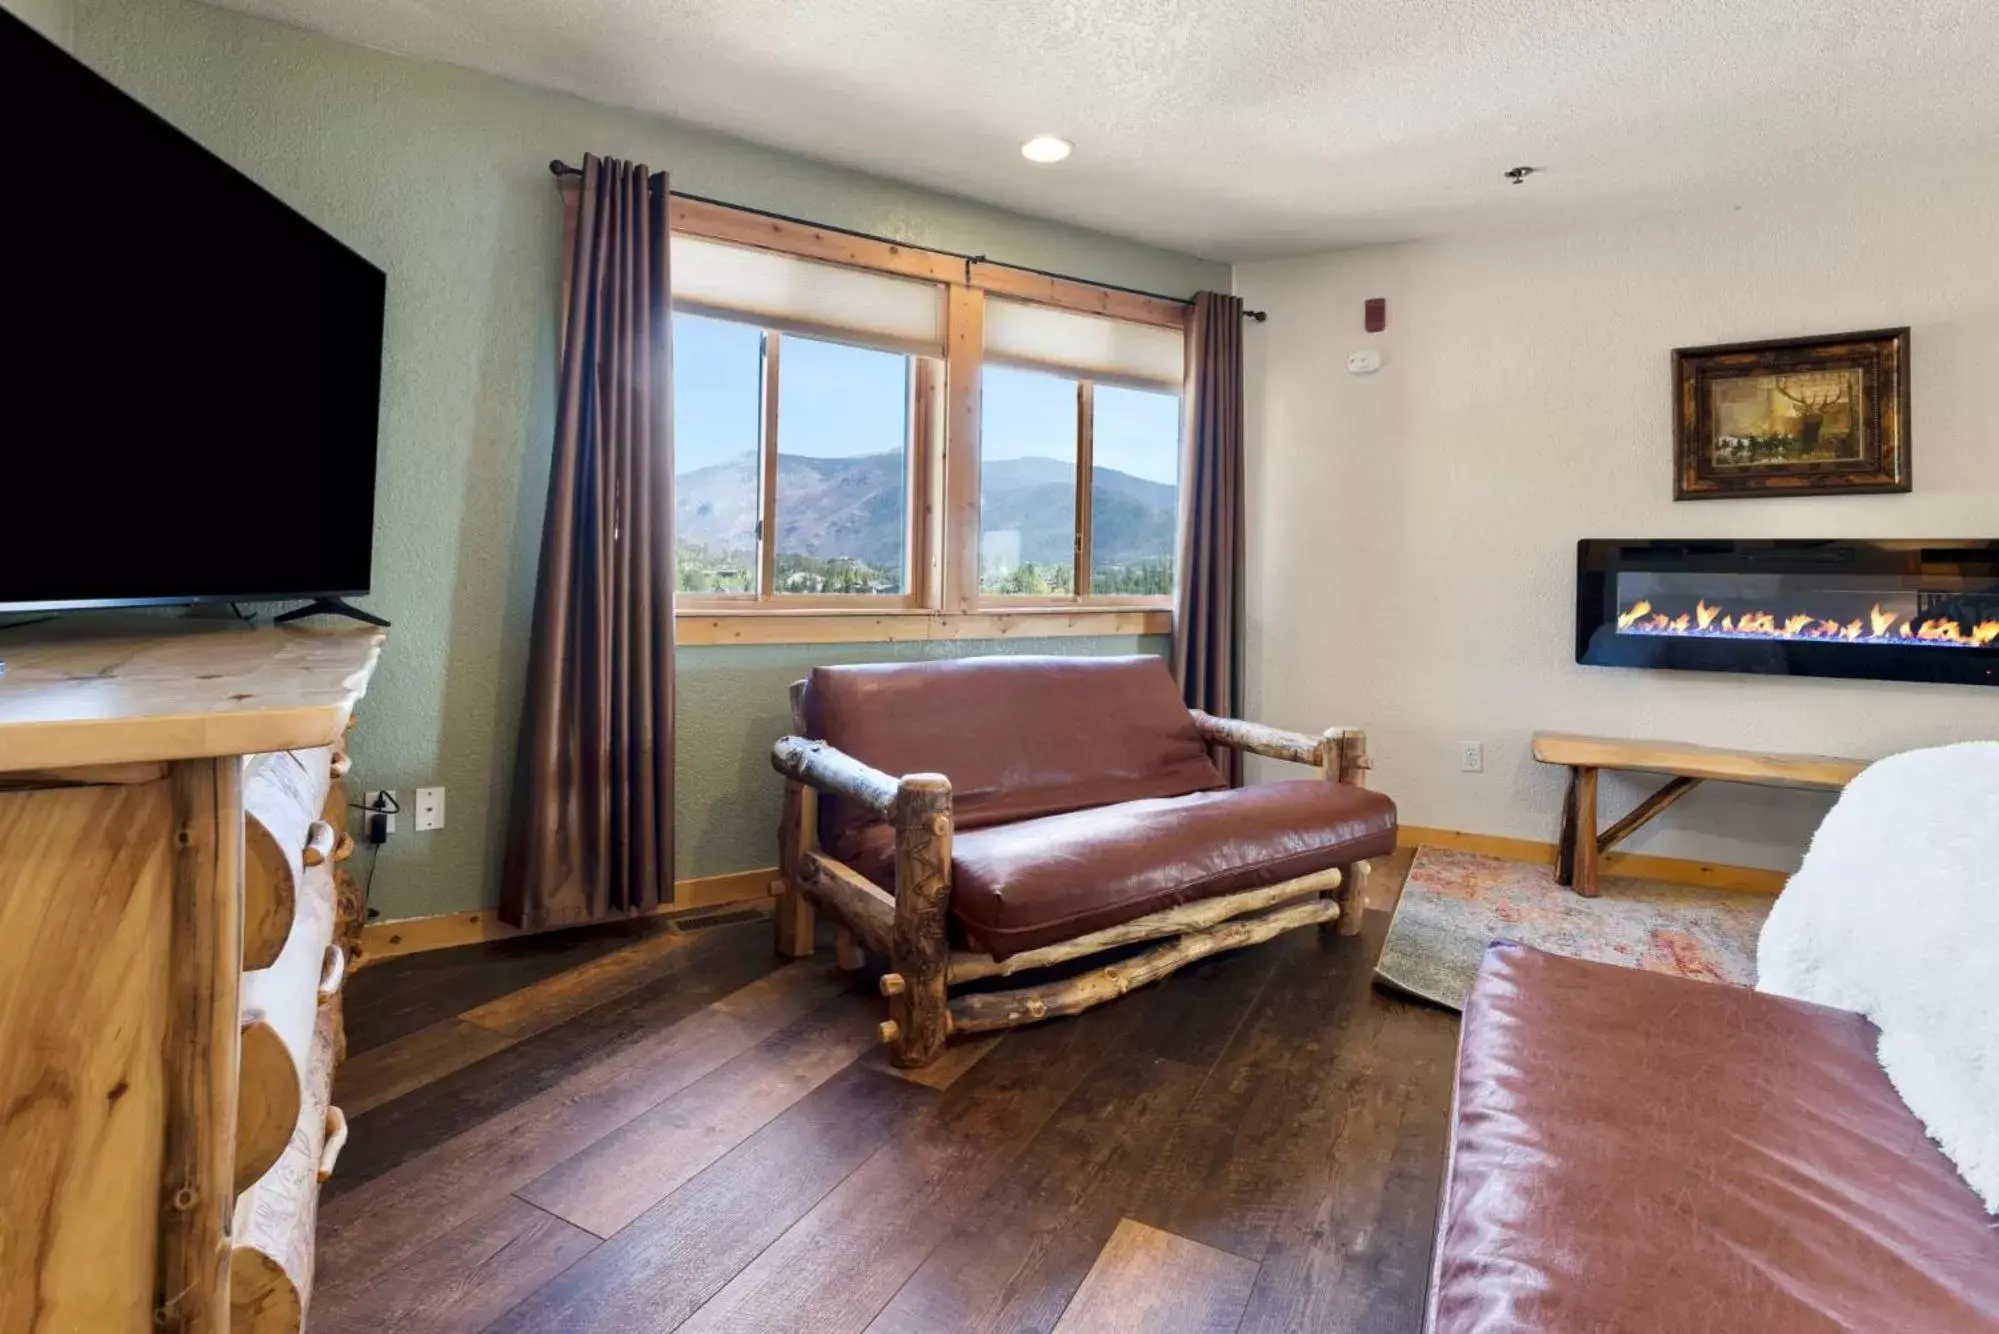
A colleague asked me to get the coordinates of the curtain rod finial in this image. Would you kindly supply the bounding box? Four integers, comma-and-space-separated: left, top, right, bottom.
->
1243, 308, 1268, 323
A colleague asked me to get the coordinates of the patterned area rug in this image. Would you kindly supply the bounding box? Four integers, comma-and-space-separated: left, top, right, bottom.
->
1375, 847, 1771, 1011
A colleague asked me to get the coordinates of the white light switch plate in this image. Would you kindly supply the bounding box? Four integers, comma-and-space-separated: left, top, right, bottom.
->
1346, 349, 1383, 374
1459, 742, 1485, 774
414, 786, 446, 831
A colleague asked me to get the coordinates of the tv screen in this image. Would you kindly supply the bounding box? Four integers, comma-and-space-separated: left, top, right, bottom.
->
0, 11, 386, 612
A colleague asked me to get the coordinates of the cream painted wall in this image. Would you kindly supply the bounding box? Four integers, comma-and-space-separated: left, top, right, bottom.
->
1239, 181, 1999, 874
70, 0, 1224, 921
4, 0, 70, 47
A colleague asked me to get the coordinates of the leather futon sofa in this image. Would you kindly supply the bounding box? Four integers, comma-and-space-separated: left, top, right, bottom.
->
1428, 943, 1999, 1332
769, 655, 1397, 1067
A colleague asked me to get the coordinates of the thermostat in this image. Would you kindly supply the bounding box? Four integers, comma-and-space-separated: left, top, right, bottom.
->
1346, 350, 1382, 374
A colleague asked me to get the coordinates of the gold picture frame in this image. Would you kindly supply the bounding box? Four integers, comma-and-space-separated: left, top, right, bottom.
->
1673, 328, 1910, 500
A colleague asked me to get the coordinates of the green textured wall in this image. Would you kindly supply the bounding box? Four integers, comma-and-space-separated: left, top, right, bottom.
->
5, 0, 71, 47
69, 0, 1222, 922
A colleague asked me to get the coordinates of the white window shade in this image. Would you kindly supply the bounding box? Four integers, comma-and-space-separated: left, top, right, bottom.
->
670, 234, 944, 356
983, 298, 1185, 389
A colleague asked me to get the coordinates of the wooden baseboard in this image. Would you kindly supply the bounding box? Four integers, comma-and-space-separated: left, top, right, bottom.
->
357, 866, 782, 963
359, 829, 1786, 964
1395, 825, 1790, 895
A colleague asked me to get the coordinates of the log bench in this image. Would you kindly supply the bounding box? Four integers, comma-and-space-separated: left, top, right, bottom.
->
1532, 731, 1869, 897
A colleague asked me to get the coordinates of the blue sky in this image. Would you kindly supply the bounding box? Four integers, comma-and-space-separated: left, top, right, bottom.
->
672, 313, 1179, 485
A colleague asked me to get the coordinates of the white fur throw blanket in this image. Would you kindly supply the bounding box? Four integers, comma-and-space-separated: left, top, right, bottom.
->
1757, 741, 1999, 1214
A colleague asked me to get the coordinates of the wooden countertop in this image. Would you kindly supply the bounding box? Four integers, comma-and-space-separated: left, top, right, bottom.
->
0, 619, 383, 771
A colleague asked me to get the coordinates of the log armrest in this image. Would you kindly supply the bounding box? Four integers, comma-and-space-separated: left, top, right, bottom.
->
770, 735, 901, 818
770, 733, 955, 1069
1191, 710, 1365, 774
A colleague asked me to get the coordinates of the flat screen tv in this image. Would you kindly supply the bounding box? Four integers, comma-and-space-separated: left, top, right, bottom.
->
0, 11, 386, 614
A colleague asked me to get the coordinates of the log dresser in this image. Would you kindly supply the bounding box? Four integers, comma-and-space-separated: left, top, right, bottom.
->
0, 620, 383, 1334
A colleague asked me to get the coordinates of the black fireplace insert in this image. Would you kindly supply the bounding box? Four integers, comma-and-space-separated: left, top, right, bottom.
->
1577, 540, 1999, 688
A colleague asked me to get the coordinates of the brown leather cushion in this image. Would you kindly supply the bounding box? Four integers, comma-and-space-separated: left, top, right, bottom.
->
1431, 944, 1999, 1334
805, 655, 1224, 854
939, 780, 1395, 959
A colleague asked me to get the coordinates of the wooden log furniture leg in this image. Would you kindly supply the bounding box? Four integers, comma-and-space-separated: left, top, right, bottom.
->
774, 681, 817, 958
834, 927, 866, 971
1570, 766, 1601, 897
1555, 768, 1580, 887
774, 776, 817, 958
1323, 727, 1372, 935
1564, 772, 1702, 898
885, 775, 953, 1068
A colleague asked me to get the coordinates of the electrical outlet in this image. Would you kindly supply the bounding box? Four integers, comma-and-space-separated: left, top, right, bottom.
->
414, 786, 446, 832
1459, 742, 1485, 774
363, 789, 396, 840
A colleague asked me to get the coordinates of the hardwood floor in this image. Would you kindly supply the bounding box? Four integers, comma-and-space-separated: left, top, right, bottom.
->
318, 851, 1458, 1333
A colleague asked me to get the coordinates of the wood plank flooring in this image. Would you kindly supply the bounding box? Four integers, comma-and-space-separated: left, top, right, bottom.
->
319, 850, 1457, 1333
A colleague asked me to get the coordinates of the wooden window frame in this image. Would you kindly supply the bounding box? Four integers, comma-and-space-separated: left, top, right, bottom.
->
668, 199, 1185, 644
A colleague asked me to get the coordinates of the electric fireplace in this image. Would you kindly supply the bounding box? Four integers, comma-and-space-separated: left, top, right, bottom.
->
1577, 540, 1999, 688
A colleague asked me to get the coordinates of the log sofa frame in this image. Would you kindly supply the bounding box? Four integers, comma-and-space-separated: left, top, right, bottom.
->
771, 683, 1373, 1067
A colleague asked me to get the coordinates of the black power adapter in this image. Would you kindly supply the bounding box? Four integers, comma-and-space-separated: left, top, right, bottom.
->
359, 789, 401, 845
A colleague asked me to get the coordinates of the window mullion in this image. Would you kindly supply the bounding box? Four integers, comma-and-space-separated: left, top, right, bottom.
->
910, 359, 938, 608
759, 331, 781, 601
942, 286, 986, 613
1075, 380, 1094, 600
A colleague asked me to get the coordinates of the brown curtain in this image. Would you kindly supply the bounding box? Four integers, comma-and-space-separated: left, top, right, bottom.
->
1173, 290, 1246, 784
501, 155, 676, 930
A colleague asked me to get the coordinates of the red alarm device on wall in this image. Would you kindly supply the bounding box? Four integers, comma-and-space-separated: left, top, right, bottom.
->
1364, 298, 1386, 333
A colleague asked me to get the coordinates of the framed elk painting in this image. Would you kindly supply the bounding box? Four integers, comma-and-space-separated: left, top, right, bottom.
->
1673, 328, 1911, 500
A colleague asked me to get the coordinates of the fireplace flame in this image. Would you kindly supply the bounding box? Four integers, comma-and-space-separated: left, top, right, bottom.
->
1616, 599, 1999, 649
1616, 600, 1653, 630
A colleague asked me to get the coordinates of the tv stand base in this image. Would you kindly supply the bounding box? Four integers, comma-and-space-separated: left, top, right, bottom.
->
272, 597, 390, 628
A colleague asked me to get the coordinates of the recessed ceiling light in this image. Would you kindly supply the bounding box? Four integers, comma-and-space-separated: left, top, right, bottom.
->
1020, 135, 1072, 164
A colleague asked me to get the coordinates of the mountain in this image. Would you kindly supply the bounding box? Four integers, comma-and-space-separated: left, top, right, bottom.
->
675, 450, 1175, 571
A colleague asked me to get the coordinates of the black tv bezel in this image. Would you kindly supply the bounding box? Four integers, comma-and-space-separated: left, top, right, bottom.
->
0, 9, 386, 616
1576, 539, 1999, 689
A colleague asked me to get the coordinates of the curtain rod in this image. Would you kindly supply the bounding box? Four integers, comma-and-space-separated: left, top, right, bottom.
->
547, 159, 1267, 322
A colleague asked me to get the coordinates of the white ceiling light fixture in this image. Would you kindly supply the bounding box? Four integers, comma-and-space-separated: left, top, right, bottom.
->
1020, 135, 1072, 165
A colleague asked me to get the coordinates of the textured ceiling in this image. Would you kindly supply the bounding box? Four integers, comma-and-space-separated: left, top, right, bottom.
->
201, 0, 1999, 259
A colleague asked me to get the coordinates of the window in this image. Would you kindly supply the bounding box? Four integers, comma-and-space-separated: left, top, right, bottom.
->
1090, 384, 1180, 596
978, 368, 1180, 600
672, 313, 762, 595
773, 334, 912, 596
661, 202, 1189, 639
673, 312, 926, 604
979, 297, 1183, 603
980, 365, 1079, 595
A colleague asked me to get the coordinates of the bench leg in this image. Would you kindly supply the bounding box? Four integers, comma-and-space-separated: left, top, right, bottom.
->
1555, 768, 1579, 886
1571, 766, 1600, 898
